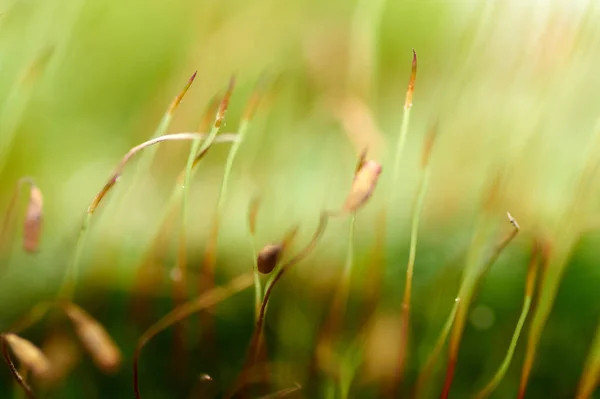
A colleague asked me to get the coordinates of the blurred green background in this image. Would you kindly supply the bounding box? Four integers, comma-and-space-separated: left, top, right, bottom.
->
1, 0, 599, 397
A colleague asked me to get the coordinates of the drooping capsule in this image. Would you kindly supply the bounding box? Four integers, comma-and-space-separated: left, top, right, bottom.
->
2, 333, 50, 378
342, 160, 383, 213
62, 303, 122, 373
257, 243, 283, 274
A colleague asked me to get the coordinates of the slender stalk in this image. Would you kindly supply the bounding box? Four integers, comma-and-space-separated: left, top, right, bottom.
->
440, 214, 520, 399
57, 132, 238, 300
340, 214, 356, 314
576, 320, 600, 399
247, 196, 263, 321
1, 335, 34, 399
130, 71, 197, 183
324, 214, 356, 345
389, 123, 437, 395
394, 168, 430, 387
199, 77, 264, 323
251, 240, 261, 321
217, 75, 265, 216
171, 78, 235, 362
128, 97, 221, 324
257, 383, 302, 399
519, 120, 600, 399
411, 298, 460, 399
13, 365, 28, 399
249, 212, 330, 363
390, 50, 417, 193
133, 273, 253, 399
473, 243, 540, 399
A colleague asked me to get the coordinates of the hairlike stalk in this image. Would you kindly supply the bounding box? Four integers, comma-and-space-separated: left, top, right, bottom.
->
133, 273, 253, 399
248, 212, 330, 364
339, 214, 356, 321
128, 96, 222, 324
199, 77, 265, 341
248, 197, 262, 321
171, 77, 235, 363
473, 241, 541, 399
57, 132, 238, 301
518, 120, 600, 399
391, 123, 437, 394
130, 71, 197, 183
440, 213, 520, 399
390, 50, 417, 193
411, 297, 460, 399
576, 320, 600, 399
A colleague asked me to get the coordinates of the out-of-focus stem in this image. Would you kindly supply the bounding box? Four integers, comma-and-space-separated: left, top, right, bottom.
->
474, 243, 540, 399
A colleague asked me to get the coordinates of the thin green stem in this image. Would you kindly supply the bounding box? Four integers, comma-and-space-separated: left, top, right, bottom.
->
58, 213, 91, 300
575, 320, 600, 399
250, 213, 330, 362
216, 120, 250, 216
57, 132, 235, 301
250, 238, 261, 322
391, 109, 412, 191
411, 297, 459, 399
475, 244, 539, 399
395, 167, 430, 389
175, 125, 221, 280
133, 273, 253, 399
441, 217, 520, 399
390, 50, 417, 196
474, 297, 531, 399
131, 72, 197, 184
342, 215, 356, 289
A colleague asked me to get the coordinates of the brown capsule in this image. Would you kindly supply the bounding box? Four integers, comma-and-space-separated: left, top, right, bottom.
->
343, 160, 383, 213
62, 303, 122, 373
404, 49, 417, 110
23, 185, 43, 253
2, 333, 50, 378
257, 243, 284, 274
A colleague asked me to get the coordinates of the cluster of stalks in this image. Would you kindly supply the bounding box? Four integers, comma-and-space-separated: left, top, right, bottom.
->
2, 51, 599, 399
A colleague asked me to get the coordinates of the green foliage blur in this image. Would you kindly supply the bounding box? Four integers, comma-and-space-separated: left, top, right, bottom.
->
1, 0, 599, 398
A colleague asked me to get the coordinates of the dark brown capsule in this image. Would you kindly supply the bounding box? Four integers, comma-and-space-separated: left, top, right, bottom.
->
257, 243, 283, 274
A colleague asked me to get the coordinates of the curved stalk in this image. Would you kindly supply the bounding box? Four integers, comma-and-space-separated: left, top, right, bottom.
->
133, 273, 253, 399
57, 132, 238, 300
474, 243, 540, 399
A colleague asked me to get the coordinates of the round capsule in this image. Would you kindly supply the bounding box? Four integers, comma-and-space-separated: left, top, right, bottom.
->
257, 243, 283, 274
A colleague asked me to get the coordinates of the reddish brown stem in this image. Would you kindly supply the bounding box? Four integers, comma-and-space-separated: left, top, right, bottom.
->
440, 215, 519, 399
133, 273, 253, 399
1, 334, 35, 399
